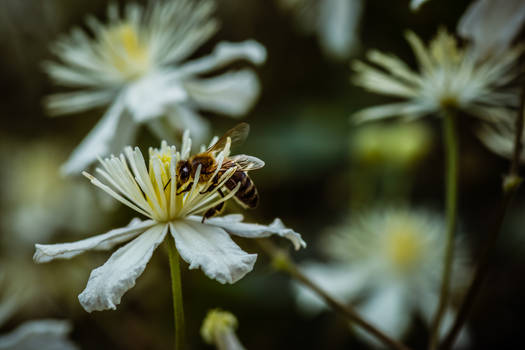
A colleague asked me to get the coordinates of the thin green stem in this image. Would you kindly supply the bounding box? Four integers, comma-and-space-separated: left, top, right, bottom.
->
440, 89, 525, 350
428, 110, 459, 350
166, 238, 186, 350
257, 240, 413, 350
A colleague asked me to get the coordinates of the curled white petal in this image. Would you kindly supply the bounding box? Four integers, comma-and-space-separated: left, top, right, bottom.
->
78, 224, 168, 312
33, 218, 155, 263
0, 319, 78, 350
185, 69, 261, 116
170, 221, 256, 284
197, 214, 306, 250
178, 40, 267, 77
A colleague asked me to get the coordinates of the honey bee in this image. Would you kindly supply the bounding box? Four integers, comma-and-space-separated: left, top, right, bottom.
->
170, 123, 265, 221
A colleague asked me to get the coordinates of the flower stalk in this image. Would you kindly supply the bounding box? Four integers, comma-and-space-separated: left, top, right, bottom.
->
440, 88, 525, 350
257, 239, 413, 350
428, 109, 459, 350
166, 238, 186, 350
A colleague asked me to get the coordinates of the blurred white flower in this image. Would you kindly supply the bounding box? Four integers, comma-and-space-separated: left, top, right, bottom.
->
201, 309, 246, 350
458, 0, 525, 59
477, 118, 525, 162
44, 0, 267, 175
0, 139, 111, 250
352, 28, 521, 124
294, 207, 469, 347
0, 319, 78, 350
277, 0, 363, 59
34, 132, 305, 313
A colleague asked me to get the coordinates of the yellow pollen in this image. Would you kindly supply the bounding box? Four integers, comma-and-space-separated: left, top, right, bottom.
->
104, 23, 151, 79
385, 224, 423, 270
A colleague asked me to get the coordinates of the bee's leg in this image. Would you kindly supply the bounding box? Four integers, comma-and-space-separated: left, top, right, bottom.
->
163, 178, 171, 191
200, 174, 220, 194
176, 182, 193, 195
201, 201, 225, 223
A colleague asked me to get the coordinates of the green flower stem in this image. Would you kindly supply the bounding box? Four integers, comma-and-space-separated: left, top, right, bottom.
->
440, 91, 525, 350
257, 239, 413, 350
166, 238, 186, 350
428, 109, 459, 350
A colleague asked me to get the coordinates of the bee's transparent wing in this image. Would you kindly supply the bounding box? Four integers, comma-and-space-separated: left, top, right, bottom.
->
208, 123, 250, 153
230, 154, 265, 171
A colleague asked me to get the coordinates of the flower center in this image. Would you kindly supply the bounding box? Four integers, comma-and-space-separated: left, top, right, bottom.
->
385, 224, 423, 271
104, 23, 151, 80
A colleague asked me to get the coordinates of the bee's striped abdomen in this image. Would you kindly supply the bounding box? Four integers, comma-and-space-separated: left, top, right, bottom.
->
226, 170, 259, 208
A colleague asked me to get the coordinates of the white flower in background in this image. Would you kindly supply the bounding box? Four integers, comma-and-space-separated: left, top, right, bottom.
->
458, 0, 525, 59
294, 207, 469, 346
477, 118, 525, 162
34, 132, 305, 313
277, 0, 363, 59
44, 0, 267, 175
0, 139, 111, 249
351, 28, 522, 124
0, 320, 78, 350
201, 309, 246, 350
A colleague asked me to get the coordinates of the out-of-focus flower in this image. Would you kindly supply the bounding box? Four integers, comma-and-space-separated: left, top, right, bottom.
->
410, 0, 430, 11
277, 0, 363, 59
294, 207, 469, 346
34, 132, 306, 313
0, 139, 110, 249
458, 0, 525, 60
351, 122, 432, 168
201, 309, 245, 350
44, 0, 267, 175
0, 319, 78, 350
351, 28, 521, 124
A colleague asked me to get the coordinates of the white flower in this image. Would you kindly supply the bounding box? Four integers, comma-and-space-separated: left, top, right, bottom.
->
33, 133, 305, 313
277, 0, 363, 59
0, 320, 78, 350
294, 207, 469, 347
351, 28, 521, 124
458, 0, 525, 59
201, 309, 246, 350
44, 0, 267, 175
410, 0, 430, 11
477, 117, 525, 162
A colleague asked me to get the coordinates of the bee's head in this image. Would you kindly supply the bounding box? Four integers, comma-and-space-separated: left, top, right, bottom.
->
176, 160, 191, 186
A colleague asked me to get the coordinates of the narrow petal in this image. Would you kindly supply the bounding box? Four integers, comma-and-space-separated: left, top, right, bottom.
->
190, 215, 306, 250
60, 96, 135, 176
0, 319, 78, 350
294, 263, 369, 314
318, 0, 362, 59
185, 69, 261, 116
33, 218, 155, 263
177, 40, 267, 77
170, 220, 256, 284
352, 102, 431, 124
78, 224, 167, 312
354, 284, 412, 344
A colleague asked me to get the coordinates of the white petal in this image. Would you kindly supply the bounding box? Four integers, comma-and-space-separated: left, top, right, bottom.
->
178, 40, 267, 77
294, 262, 368, 315
33, 218, 155, 263
78, 224, 167, 312
191, 215, 306, 250
410, 0, 430, 11
60, 96, 135, 176
458, 0, 525, 59
166, 105, 211, 145
0, 319, 78, 350
355, 284, 412, 346
170, 220, 256, 284
318, 0, 362, 59
124, 72, 188, 122
185, 69, 261, 116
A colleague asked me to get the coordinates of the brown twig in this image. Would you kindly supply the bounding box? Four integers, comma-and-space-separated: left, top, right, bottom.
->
257, 239, 413, 350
